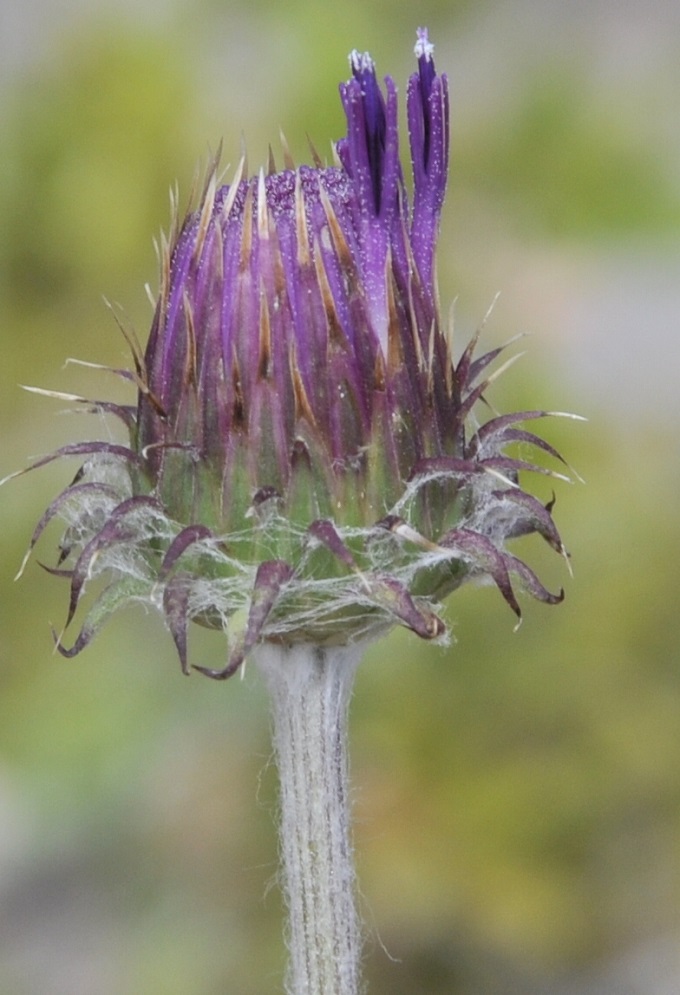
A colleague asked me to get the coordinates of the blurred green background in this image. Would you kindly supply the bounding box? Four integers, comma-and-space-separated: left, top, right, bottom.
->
1, 1, 679, 993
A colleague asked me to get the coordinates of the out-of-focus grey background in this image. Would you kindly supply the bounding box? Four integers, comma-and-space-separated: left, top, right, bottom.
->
1, 1, 679, 992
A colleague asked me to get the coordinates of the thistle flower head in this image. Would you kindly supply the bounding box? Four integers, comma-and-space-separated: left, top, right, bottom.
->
13, 29, 573, 677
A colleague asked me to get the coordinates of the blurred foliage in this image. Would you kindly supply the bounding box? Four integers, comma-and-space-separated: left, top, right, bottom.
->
455, 67, 680, 239
1, 4, 679, 994
0, 24, 199, 402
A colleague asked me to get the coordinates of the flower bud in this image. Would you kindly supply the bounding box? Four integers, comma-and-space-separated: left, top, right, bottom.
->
14, 29, 572, 677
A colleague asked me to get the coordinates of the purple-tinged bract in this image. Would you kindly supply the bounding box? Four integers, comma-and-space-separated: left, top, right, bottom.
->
15, 29, 571, 677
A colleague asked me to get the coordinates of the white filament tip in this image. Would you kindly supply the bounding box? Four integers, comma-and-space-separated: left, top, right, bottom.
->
415, 28, 434, 62
349, 49, 374, 74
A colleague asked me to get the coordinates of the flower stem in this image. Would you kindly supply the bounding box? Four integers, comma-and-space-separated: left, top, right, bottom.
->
254, 641, 364, 995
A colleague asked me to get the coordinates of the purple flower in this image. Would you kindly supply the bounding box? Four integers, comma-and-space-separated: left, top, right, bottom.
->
13, 29, 572, 677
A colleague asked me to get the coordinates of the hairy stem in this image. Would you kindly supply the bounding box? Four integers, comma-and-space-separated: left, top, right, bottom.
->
254, 641, 364, 995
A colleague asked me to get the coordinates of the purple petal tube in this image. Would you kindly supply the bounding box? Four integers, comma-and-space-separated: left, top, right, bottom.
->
408, 26, 450, 289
